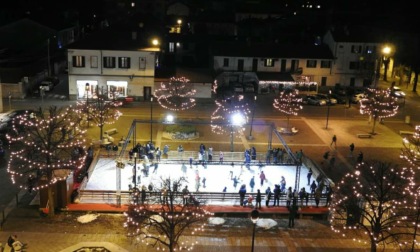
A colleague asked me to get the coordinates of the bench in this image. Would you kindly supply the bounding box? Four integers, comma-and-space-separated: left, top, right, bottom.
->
357, 134, 372, 138
399, 130, 415, 136
104, 128, 118, 135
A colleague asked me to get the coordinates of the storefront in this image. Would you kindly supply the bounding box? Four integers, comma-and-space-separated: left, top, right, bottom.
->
76, 80, 128, 100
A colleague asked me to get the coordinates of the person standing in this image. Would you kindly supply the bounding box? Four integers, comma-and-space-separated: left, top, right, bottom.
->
178, 145, 184, 160
286, 187, 293, 207
349, 143, 355, 157
155, 147, 161, 162
259, 171, 266, 186
307, 168, 313, 185
330, 135, 337, 148
141, 185, 147, 204
239, 184, 247, 207
357, 151, 364, 163
273, 184, 281, 207
251, 146, 257, 160
219, 151, 224, 164
208, 146, 213, 162
265, 186, 272, 207
314, 188, 322, 207
182, 185, 189, 205
163, 145, 169, 157
310, 180, 317, 194
288, 201, 298, 228
255, 189, 262, 209
249, 176, 255, 192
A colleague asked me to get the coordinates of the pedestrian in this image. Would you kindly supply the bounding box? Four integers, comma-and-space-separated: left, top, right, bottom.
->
314, 188, 322, 207
288, 201, 298, 228
299, 187, 306, 207
163, 144, 169, 156
232, 176, 239, 189
296, 149, 303, 163
251, 146, 257, 160
273, 184, 281, 207
178, 145, 184, 160
307, 168, 312, 185
265, 149, 271, 164
255, 189, 262, 209
141, 185, 147, 204
357, 151, 364, 163
310, 180, 317, 194
280, 176, 286, 192
249, 176, 255, 192
325, 185, 333, 206
259, 171, 266, 186
155, 147, 161, 162
202, 177, 206, 188
182, 185, 189, 205
219, 151, 224, 164
330, 135, 337, 147
265, 186, 272, 207
239, 184, 247, 207
349, 143, 355, 157
208, 146, 213, 162
286, 187, 293, 207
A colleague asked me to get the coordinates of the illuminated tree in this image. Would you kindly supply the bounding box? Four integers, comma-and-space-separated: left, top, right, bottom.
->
359, 88, 399, 134
273, 89, 302, 130
329, 161, 416, 252
7, 106, 87, 217
401, 125, 420, 169
124, 177, 212, 252
78, 90, 122, 140
154, 76, 197, 111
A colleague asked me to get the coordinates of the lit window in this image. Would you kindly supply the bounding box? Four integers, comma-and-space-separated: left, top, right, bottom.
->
118, 57, 131, 68
169, 42, 175, 53
264, 59, 274, 67
72, 56, 85, 67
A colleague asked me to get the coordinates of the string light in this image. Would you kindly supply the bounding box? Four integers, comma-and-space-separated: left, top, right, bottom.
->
154, 76, 196, 111
273, 89, 302, 129
6, 106, 87, 192
359, 88, 399, 119
210, 94, 250, 135
76, 98, 122, 128
401, 125, 420, 169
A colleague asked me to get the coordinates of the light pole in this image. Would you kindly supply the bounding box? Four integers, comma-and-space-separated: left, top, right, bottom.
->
325, 89, 331, 129
85, 83, 90, 127
251, 209, 259, 252
248, 95, 257, 140
150, 96, 153, 143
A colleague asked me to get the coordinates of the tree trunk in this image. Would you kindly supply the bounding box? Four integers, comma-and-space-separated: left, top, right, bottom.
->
48, 186, 55, 217
370, 239, 377, 252
100, 125, 104, 140
371, 116, 377, 135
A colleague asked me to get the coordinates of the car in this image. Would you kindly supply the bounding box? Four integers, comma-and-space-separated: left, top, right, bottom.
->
39, 80, 54, 92
330, 94, 347, 104
351, 93, 367, 103
316, 94, 337, 105
390, 86, 406, 98
306, 95, 327, 106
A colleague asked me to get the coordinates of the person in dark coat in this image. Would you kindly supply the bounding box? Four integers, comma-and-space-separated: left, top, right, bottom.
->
239, 184, 247, 207
273, 184, 281, 207
255, 189, 262, 209
265, 187, 272, 207
249, 176, 255, 192
288, 200, 298, 228
307, 168, 313, 185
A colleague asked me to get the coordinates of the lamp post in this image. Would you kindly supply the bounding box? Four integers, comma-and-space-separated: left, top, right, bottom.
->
150, 96, 153, 143
250, 209, 259, 252
325, 89, 332, 129
85, 83, 90, 127
248, 95, 257, 140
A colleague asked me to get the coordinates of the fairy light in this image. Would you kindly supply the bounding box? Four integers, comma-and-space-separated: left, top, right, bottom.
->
400, 125, 420, 169
76, 98, 122, 128
359, 88, 399, 119
329, 161, 415, 250
273, 89, 302, 129
154, 76, 196, 111
6, 106, 88, 192
210, 94, 250, 135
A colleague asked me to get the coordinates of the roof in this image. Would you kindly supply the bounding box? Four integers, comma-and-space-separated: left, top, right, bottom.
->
212, 42, 334, 59
328, 26, 385, 43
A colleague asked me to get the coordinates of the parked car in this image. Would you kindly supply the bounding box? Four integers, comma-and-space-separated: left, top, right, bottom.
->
390, 86, 406, 98
39, 80, 54, 92
316, 94, 337, 105
306, 95, 327, 106
330, 94, 347, 104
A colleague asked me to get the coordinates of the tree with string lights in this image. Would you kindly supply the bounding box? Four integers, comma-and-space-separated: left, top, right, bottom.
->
359, 88, 399, 134
6, 106, 87, 217
154, 76, 197, 111
273, 89, 302, 130
401, 125, 420, 169
124, 177, 212, 252
329, 161, 416, 252
77, 88, 122, 140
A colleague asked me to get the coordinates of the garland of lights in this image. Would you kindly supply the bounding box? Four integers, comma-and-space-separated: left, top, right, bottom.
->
210, 94, 250, 135
329, 162, 415, 249
77, 98, 122, 128
124, 178, 213, 251
6, 106, 87, 192
154, 76, 197, 111
273, 89, 302, 129
401, 125, 420, 169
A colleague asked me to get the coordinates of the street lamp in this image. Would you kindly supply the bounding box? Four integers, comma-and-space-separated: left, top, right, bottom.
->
85, 83, 90, 127
250, 209, 259, 252
248, 95, 257, 140
230, 112, 246, 152
325, 89, 332, 129
177, 19, 182, 33
150, 96, 153, 143
382, 46, 391, 81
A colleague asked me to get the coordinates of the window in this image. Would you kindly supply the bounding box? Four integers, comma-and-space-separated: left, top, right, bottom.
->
139, 57, 146, 70
351, 45, 362, 53
103, 56, 116, 68
320, 60, 331, 68
90, 56, 98, 68
365, 46, 376, 54
349, 61, 360, 70
72, 56, 85, 67
306, 60, 317, 68
169, 42, 175, 53
264, 58, 274, 67
223, 58, 229, 67
118, 57, 131, 68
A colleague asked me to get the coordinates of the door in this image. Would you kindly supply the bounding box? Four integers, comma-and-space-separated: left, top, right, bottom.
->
280, 59, 286, 72
144, 86, 152, 101
252, 59, 258, 72
238, 59, 244, 71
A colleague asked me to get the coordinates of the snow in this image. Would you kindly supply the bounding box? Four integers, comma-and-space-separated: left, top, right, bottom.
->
77, 213, 100, 223
208, 217, 225, 225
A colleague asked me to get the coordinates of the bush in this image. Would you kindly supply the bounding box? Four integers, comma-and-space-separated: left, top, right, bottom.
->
164, 125, 196, 134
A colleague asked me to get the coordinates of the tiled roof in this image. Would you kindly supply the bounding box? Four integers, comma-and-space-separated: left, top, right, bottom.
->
212, 42, 334, 59
328, 26, 385, 43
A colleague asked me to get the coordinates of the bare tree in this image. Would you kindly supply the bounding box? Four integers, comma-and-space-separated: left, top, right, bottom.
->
401, 125, 420, 169
329, 161, 416, 252
7, 106, 87, 216
154, 76, 197, 111
273, 89, 302, 130
359, 88, 399, 134
124, 177, 212, 252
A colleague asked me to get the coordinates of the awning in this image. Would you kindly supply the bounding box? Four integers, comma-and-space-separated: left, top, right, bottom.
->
257, 72, 295, 85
